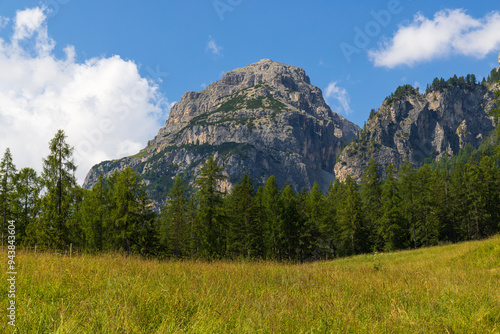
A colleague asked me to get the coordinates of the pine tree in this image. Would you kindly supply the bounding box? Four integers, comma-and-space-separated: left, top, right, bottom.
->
324, 180, 341, 258
107, 167, 156, 254
379, 164, 404, 251
78, 174, 110, 251
158, 176, 189, 258
360, 158, 382, 251
413, 164, 439, 247
399, 162, 417, 248
38, 130, 77, 249
336, 176, 365, 256
260, 175, 281, 260
12, 168, 40, 245
300, 182, 323, 261
449, 162, 472, 240
226, 174, 262, 259
277, 184, 300, 261
195, 157, 226, 259
0, 148, 17, 248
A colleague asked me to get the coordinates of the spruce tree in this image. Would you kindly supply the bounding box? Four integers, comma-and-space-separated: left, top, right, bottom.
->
300, 182, 323, 261
158, 176, 189, 258
278, 184, 300, 261
379, 164, 404, 251
107, 167, 156, 254
399, 162, 417, 248
226, 174, 262, 259
261, 175, 281, 260
78, 174, 110, 251
336, 176, 365, 256
360, 158, 382, 251
195, 157, 226, 259
0, 148, 17, 248
12, 167, 40, 245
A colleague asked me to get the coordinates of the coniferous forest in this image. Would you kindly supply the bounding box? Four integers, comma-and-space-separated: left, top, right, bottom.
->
1, 89, 500, 262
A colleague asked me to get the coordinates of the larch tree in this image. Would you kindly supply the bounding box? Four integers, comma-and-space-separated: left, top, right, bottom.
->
38, 130, 77, 249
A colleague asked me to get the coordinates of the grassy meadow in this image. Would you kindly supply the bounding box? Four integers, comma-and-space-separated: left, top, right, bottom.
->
1, 236, 500, 333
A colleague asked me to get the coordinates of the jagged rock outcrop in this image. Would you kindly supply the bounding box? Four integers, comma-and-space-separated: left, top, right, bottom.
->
84, 59, 360, 206
334, 83, 498, 182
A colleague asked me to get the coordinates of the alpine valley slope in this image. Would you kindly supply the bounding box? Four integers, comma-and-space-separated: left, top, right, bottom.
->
83, 59, 360, 206
334, 80, 499, 182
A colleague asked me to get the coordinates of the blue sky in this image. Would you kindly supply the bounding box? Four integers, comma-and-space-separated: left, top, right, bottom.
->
0, 0, 499, 182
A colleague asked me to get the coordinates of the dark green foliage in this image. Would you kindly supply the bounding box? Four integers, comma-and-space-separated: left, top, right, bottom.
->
1, 148, 17, 247
486, 68, 500, 83
106, 167, 157, 254
277, 184, 301, 260
37, 130, 78, 249
336, 177, 366, 256
226, 174, 263, 259
379, 164, 404, 251
385, 84, 419, 104
425, 73, 479, 94
158, 176, 190, 258
12, 168, 40, 245
360, 159, 383, 251
194, 157, 227, 259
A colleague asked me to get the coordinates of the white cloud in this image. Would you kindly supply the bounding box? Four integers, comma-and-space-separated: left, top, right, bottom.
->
206, 35, 222, 56
0, 17, 9, 29
369, 9, 500, 68
324, 82, 353, 115
0, 7, 171, 184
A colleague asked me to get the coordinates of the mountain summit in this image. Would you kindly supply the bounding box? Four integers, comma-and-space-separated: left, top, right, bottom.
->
84, 60, 360, 205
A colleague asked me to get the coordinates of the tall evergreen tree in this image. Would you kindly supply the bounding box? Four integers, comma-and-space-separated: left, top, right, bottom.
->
12, 167, 40, 245
399, 162, 417, 248
449, 162, 472, 240
260, 175, 281, 260
195, 157, 226, 259
413, 164, 439, 247
158, 176, 190, 258
0, 148, 17, 248
226, 174, 262, 259
336, 176, 365, 256
78, 174, 110, 251
360, 158, 382, 251
37, 130, 77, 249
107, 167, 157, 254
300, 182, 323, 261
379, 164, 404, 251
277, 184, 300, 261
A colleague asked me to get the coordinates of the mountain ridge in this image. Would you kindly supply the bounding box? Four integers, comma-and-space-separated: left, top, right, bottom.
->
83, 59, 360, 206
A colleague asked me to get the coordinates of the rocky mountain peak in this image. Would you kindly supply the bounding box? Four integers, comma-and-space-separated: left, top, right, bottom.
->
84, 60, 360, 208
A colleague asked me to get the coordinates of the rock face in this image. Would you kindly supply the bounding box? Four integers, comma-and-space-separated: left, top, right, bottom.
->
334, 83, 498, 182
84, 59, 360, 206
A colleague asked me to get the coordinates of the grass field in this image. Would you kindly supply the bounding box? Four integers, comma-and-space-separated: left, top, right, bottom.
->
1, 236, 499, 333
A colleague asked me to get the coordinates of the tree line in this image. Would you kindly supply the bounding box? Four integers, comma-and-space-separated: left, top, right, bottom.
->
1, 129, 499, 261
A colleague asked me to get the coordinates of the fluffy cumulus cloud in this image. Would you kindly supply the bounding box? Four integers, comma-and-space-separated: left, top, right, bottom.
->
369, 9, 500, 68
324, 82, 352, 115
0, 7, 170, 184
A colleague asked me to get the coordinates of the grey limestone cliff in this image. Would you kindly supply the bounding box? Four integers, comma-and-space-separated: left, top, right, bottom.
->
334, 83, 498, 182
84, 59, 360, 206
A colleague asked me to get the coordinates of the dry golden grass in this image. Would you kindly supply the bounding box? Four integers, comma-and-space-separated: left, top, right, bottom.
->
1, 236, 499, 333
